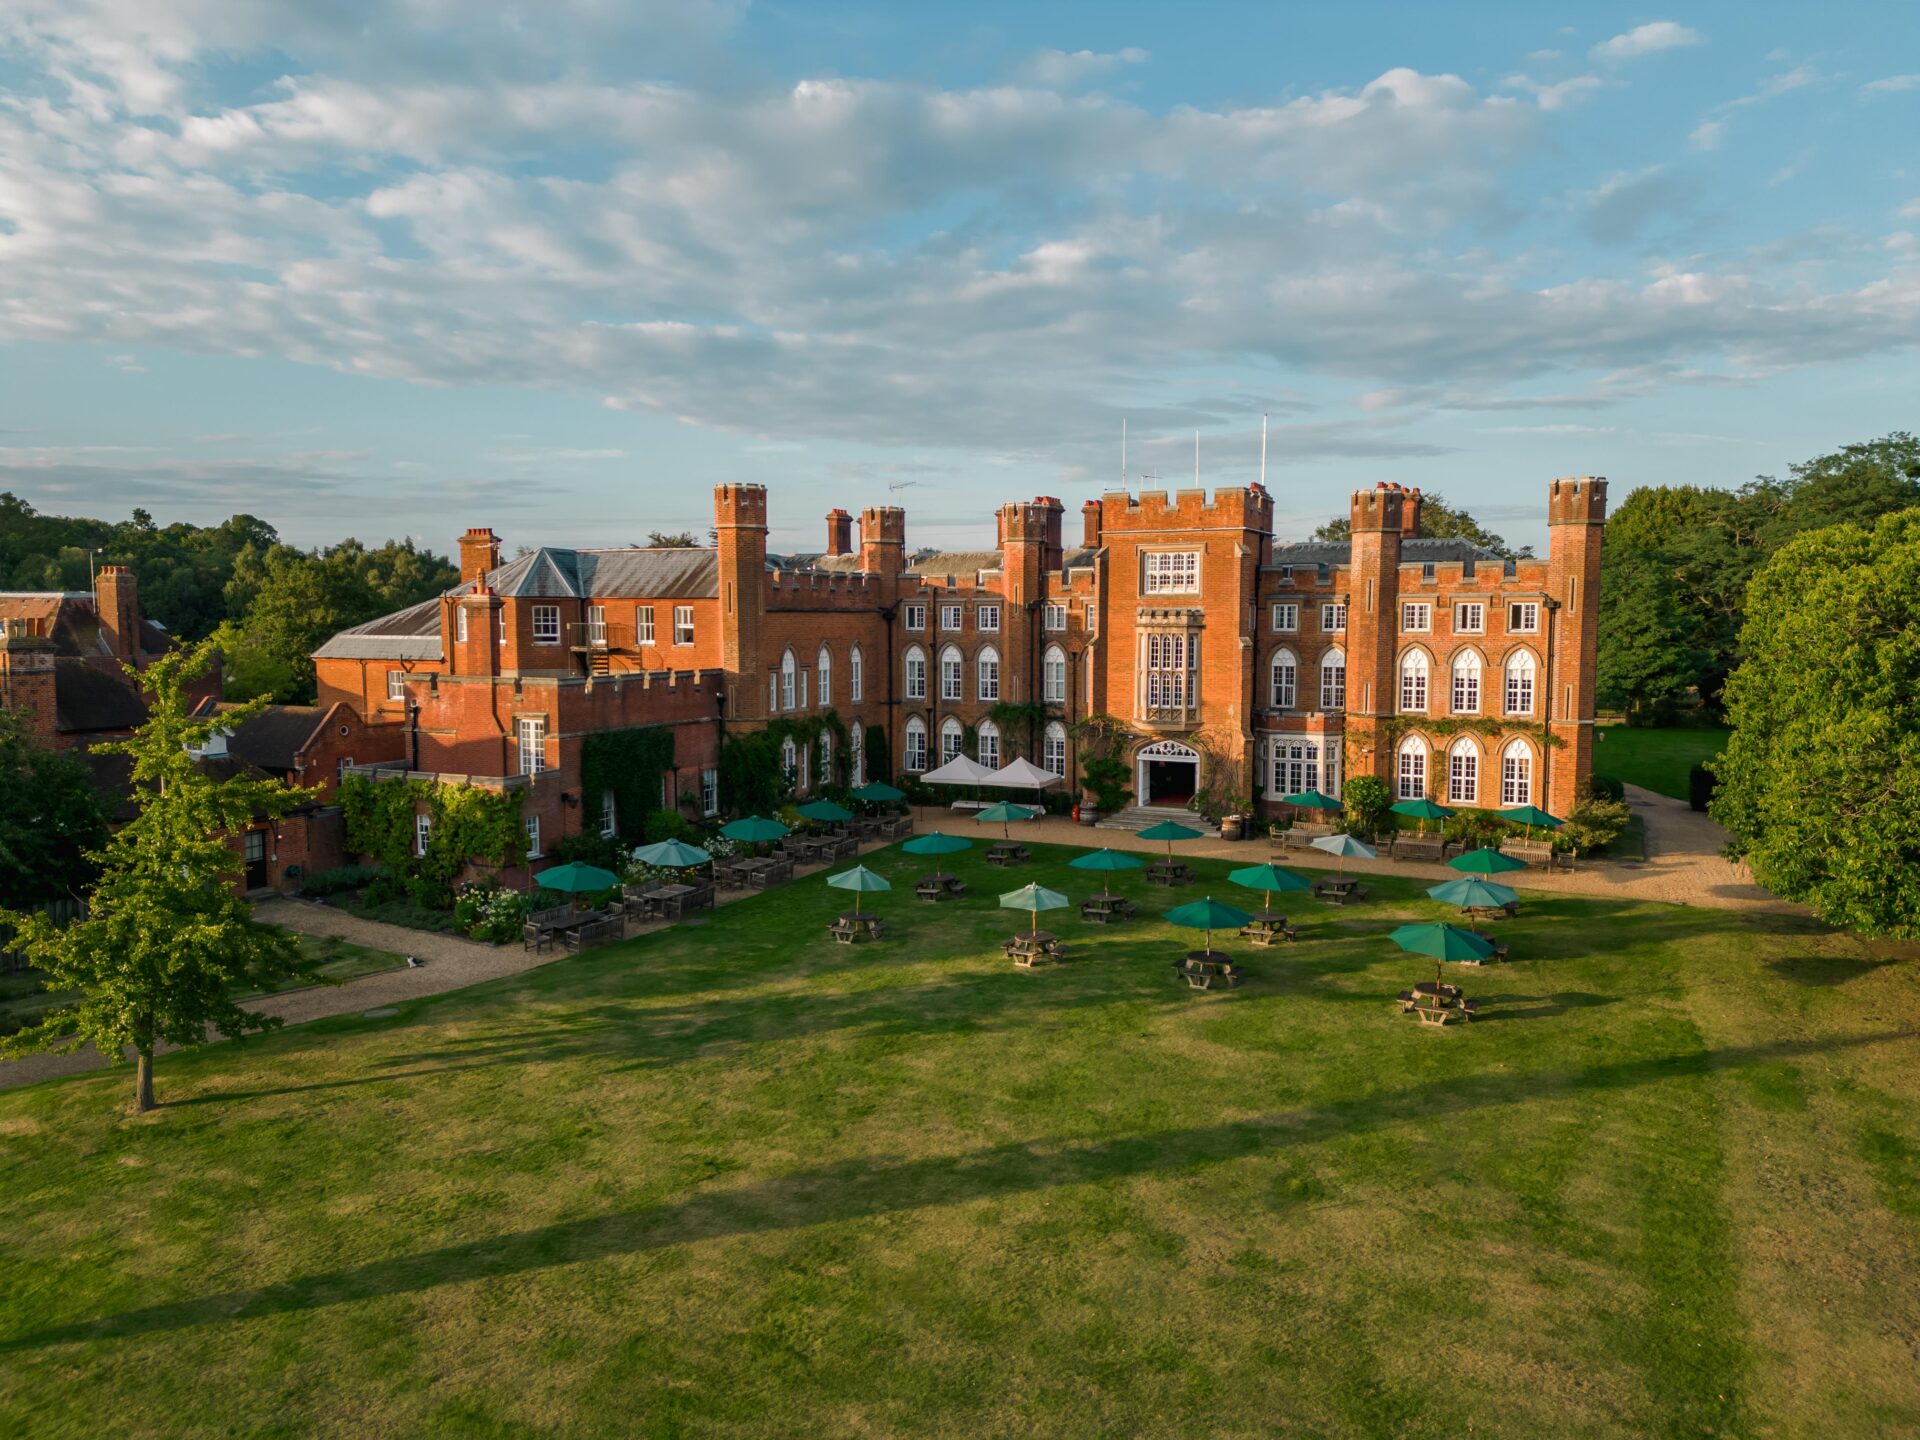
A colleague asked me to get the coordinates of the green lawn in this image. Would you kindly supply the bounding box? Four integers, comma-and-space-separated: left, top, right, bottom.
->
1592, 724, 1731, 800
3, 843, 1917, 1437
0, 932, 401, 1033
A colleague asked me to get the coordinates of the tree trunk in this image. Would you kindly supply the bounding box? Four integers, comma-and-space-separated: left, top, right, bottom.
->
134, 1046, 155, 1112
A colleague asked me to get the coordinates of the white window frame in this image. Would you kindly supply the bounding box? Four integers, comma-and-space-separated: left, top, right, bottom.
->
525, 815, 542, 859
1269, 649, 1297, 710
904, 602, 927, 631
1044, 603, 1067, 632
532, 605, 560, 645
1042, 645, 1067, 703
455, 608, 468, 644
1454, 602, 1484, 634
1319, 648, 1346, 711
415, 812, 432, 857
517, 715, 547, 776
940, 716, 964, 766
1270, 737, 1324, 798
977, 645, 1000, 702
850, 645, 863, 702
1505, 652, 1536, 716
977, 604, 1000, 633
939, 645, 963, 702
1500, 740, 1532, 806
780, 736, 798, 786
1447, 740, 1478, 805
672, 605, 694, 645
780, 649, 797, 711
636, 605, 656, 644
817, 646, 832, 707
1042, 721, 1067, 777
700, 767, 719, 817
1399, 650, 1430, 714
1397, 737, 1428, 801
1320, 602, 1346, 632
1271, 602, 1298, 633
905, 646, 927, 701
1508, 601, 1540, 635
599, 789, 618, 839
387, 670, 406, 701
1401, 602, 1432, 633
1452, 651, 1482, 715
1144, 550, 1200, 595
851, 722, 865, 787
976, 719, 1000, 769
904, 718, 928, 773
940, 602, 963, 632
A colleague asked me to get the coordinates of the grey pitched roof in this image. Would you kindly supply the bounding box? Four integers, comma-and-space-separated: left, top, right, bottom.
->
485, 546, 719, 600
217, 704, 329, 773
53, 658, 147, 733
904, 550, 1003, 578
312, 595, 445, 661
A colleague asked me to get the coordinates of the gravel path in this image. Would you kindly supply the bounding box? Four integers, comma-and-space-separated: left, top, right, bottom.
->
1, 799, 1792, 1094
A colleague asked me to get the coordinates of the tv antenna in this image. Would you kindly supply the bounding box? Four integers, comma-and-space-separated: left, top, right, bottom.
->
888, 480, 918, 494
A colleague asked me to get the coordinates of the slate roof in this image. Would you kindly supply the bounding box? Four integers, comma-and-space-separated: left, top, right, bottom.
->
0, 593, 171, 658
903, 550, 1004, 579
53, 659, 147, 733
214, 703, 330, 774
312, 594, 446, 661
1263, 536, 1496, 571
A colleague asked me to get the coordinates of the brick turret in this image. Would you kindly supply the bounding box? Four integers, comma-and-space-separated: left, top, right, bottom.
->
1544, 476, 1607, 815
715, 484, 769, 721
858, 506, 906, 592
459, 528, 501, 587
95, 565, 140, 662
1343, 485, 1407, 795
0, 621, 58, 744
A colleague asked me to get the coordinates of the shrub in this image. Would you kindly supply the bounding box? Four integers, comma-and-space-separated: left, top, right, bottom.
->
1687, 764, 1716, 813
454, 881, 532, 943
1561, 796, 1633, 855
1588, 774, 1626, 803
642, 808, 693, 844
1081, 754, 1132, 813
552, 831, 629, 872
299, 864, 386, 898
1342, 775, 1391, 838
1442, 808, 1507, 851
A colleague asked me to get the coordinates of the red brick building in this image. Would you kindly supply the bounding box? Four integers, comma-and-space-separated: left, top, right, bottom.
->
308, 477, 1605, 872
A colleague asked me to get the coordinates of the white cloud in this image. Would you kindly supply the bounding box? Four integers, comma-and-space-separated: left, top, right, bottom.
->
1863, 74, 1920, 95
1504, 72, 1604, 111
1899, 200, 1920, 219
1689, 120, 1724, 151
1016, 48, 1149, 89
1590, 22, 1703, 62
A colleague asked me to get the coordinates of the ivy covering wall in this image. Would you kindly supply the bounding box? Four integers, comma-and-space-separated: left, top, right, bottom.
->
578, 726, 676, 843
339, 773, 528, 906
719, 710, 851, 816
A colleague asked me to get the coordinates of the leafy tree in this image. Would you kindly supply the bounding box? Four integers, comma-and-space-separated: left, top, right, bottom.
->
1595, 545, 1707, 722
0, 641, 317, 1110
646, 530, 701, 548
1559, 795, 1633, 857
1711, 508, 1920, 938
1314, 492, 1532, 560
215, 538, 457, 703
0, 710, 109, 908
1341, 774, 1390, 837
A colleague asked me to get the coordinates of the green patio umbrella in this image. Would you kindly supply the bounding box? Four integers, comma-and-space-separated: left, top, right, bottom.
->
1499, 804, 1563, 842
1280, 789, 1343, 812
1309, 831, 1377, 878
852, 781, 906, 804
998, 882, 1070, 935
902, 830, 971, 856
973, 800, 1037, 840
720, 814, 790, 857
827, 864, 892, 916
796, 798, 855, 825
1449, 846, 1527, 876
1069, 846, 1144, 896
1390, 797, 1453, 835
1138, 818, 1205, 858
1229, 862, 1313, 913
535, 860, 621, 894
1426, 876, 1519, 911
632, 839, 711, 870
1166, 896, 1255, 956
1390, 920, 1495, 988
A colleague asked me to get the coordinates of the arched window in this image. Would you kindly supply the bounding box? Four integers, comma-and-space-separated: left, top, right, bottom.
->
1451, 650, 1482, 714
904, 645, 927, 701
850, 644, 863, 703
1447, 737, 1479, 804
1501, 737, 1533, 806
977, 718, 1000, 769
940, 716, 964, 766
1270, 648, 1297, 710
1399, 649, 1429, 713
1042, 720, 1067, 777
1505, 650, 1536, 716
1320, 647, 1346, 710
939, 645, 963, 702
780, 648, 797, 711
780, 735, 798, 783
819, 728, 833, 786
977, 644, 1001, 701
817, 646, 832, 707
1397, 734, 1428, 800
904, 717, 928, 772
851, 720, 866, 786
1042, 645, 1067, 703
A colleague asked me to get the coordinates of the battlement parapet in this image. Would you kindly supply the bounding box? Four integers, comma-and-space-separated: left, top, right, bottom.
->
1099, 484, 1275, 531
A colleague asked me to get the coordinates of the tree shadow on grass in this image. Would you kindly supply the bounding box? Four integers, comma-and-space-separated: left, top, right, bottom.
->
1466, 992, 1619, 1023
9, 1025, 1912, 1354
1764, 953, 1902, 987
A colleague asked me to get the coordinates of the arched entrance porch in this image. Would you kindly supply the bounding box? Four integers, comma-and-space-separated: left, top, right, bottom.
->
1135, 738, 1200, 807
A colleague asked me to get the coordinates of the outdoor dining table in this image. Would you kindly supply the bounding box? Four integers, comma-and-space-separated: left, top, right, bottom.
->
1146, 859, 1194, 887
828, 910, 887, 944
1462, 903, 1518, 921
1414, 981, 1463, 1002
650, 883, 710, 918
1005, 930, 1065, 965
1175, 951, 1243, 989
742, 857, 792, 888
915, 871, 965, 900
986, 841, 1030, 867
1081, 893, 1136, 923
1238, 913, 1297, 945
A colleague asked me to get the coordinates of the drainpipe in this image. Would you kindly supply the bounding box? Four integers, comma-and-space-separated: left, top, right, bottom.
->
1542, 596, 1562, 809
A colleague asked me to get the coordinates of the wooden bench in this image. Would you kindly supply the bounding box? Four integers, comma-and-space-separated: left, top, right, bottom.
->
828, 921, 863, 945
562, 917, 624, 953
1457, 998, 1478, 1022
1397, 989, 1417, 1013
1239, 923, 1299, 946
522, 922, 554, 954
1414, 1003, 1453, 1026
1391, 838, 1447, 863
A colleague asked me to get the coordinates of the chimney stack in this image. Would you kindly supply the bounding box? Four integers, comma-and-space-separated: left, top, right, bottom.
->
1082, 500, 1103, 548
458, 528, 501, 587
825, 509, 853, 557
1401, 487, 1423, 538
95, 565, 140, 661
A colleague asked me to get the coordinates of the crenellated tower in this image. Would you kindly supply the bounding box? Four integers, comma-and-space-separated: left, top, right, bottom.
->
715, 483, 769, 722
1544, 476, 1607, 814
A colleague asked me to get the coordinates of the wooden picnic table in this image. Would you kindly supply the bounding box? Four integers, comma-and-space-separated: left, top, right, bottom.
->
1004, 930, 1065, 966
828, 911, 887, 944
986, 841, 1030, 867
1313, 876, 1370, 904
1462, 902, 1519, 922
1146, 859, 1194, 887
1238, 913, 1298, 946
1175, 950, 1243, 989
1081, 893, 1137, 923
914, 871, 967, 901
1468, 930, 1512, 962
1400, 981, 1477, 1024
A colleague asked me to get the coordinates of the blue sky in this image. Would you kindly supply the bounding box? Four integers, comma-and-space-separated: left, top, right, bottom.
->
1, 2, 1916, 556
